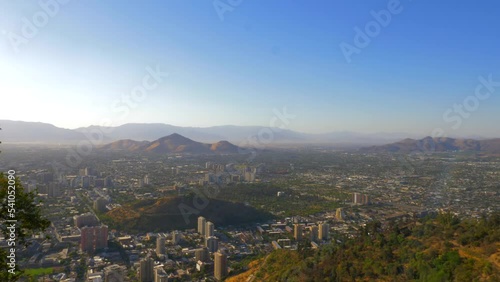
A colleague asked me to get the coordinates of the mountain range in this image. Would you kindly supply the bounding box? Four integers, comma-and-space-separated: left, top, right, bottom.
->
99, 133, 241, 154
360, 136, 500, 154
0, 120, 420, 146
2, 120, 500, 154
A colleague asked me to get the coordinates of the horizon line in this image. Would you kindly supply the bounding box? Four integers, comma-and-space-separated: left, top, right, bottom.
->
1, 119, 499, 139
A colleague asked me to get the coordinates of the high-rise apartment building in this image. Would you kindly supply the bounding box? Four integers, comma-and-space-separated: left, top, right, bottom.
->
352, 193, 370, 205
310, 225, 318, 241
206, 221, 214, 238
74, 213, 99, 228
214, 251, 227, 281
156, 236, 166, 257
139, 257, 154, 282
171, 230, 181, 244
318, 223, 329, 240
206, 236, 219, 253
195, 247, 209, 262
154, 266, 168, 282
294, 224, 303, 240
336, 208, 345, 221
94, 197, 108, 213
104, 264, 126, 282
80, 225, 108, 253
198, 216, 206, 236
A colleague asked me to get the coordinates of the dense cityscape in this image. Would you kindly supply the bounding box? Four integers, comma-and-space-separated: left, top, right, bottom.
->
0, 138, 499, 281
2, 0, 500, 281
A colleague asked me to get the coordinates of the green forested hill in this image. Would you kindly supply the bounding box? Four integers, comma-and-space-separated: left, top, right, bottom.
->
236, 213, 500, 282
103, 194, 273, 232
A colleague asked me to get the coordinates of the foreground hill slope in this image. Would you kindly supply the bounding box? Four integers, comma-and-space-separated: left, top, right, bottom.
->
228, 213, 500, 281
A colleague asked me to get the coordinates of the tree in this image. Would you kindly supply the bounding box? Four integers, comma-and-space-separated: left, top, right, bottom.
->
0, 172, 51, 281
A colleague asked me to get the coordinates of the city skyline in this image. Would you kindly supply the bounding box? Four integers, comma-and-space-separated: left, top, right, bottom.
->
2, 0, 500, 137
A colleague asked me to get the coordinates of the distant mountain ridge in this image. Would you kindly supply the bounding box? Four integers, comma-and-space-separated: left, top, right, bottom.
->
0, 120, 423, 145
360, 136, 500, 154
99, 133, 241, 154
0, 120, 86, 143
2, 120, 497, 148
98, 139, 149, 151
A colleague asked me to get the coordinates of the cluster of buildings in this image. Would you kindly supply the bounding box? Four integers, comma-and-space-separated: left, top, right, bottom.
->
291, 222, 330, 242
196, 216, 227, 280
23, 168, 114, 199
127, 216, 228, 281
23, 171, 62, 197
87, 263, 127, 282
74, 213, 108, 254
65, 168, 114, 189
3, 149, 499, 281
199, 162, 262, 185
352, 192, 370, 205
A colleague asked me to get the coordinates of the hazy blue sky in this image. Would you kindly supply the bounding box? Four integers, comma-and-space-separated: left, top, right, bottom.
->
1, 0, 499, 136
